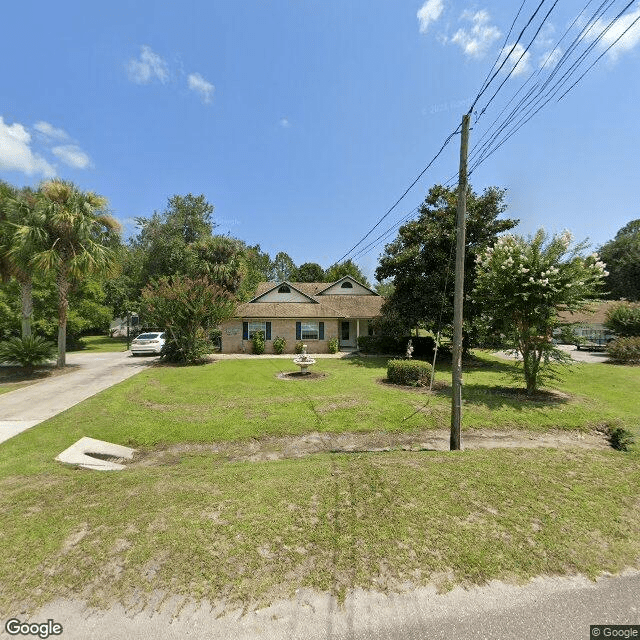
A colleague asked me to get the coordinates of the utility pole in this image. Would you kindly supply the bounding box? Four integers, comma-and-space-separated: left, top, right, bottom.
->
451, 113, 470, 451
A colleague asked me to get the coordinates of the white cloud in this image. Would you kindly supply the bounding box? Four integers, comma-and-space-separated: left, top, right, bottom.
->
417, 0, 444, 34
52, 145, 92, 169
127, 45, 169, 84
592, 6, 640, 62
0, 117, 56, 178
34, 121, 69, 141
539, 47, 563, 69
279, 117, 290, 128
451, 10, 501, 58
187, 72, 215, 104
498, 43, 532, 77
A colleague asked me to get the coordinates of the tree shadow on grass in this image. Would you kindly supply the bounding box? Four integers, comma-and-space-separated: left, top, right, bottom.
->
432, 382, 571, 411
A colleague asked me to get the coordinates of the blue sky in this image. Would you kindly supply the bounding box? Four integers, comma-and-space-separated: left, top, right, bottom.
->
1, 0, 639, 281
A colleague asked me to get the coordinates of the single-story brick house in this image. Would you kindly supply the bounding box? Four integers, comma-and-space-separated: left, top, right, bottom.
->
219, 275, 384, 353
557, 300, 619, 347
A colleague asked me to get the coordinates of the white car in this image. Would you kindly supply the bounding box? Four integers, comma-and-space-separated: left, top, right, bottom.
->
130, 332, 165, 356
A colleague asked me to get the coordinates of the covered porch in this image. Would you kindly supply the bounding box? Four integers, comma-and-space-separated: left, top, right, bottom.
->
337, 318, 372, 351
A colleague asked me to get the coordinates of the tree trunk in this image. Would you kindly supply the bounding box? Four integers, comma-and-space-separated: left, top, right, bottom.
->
56, 272, 70, 368
19, 278, 33, 338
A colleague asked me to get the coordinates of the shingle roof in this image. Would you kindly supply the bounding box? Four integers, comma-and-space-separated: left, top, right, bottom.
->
237, 282, 384, 319
558, 300, 625, 325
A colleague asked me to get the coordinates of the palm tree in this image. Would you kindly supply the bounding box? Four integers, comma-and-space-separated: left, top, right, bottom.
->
2, 186, 47, 338
35, 180, 121, 367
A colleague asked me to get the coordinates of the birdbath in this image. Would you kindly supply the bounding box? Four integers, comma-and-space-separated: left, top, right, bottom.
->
293, 345, 316, 375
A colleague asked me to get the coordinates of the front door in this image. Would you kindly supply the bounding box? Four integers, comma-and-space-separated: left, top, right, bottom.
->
341, 321, 350, 342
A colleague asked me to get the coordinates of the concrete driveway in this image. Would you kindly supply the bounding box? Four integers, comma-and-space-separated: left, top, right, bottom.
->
0, 351, 155, 445
494, 344, 610, 364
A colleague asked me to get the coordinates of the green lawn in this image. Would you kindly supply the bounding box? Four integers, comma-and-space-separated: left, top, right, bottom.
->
0, 353, 638, 613
69, 334, 129, 353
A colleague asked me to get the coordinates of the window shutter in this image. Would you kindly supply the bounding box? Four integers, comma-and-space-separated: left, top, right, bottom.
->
319, 322, 324, 340
266, 322, 272, 340
296, 322, 301, 340
242, 322, 248, 340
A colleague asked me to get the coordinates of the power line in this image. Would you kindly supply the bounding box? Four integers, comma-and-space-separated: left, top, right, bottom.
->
474, 0, 561, 120
468, 0, 551, 115
468, 0, 613, 166
334, 125, 461, 264
469, 0, 638, 174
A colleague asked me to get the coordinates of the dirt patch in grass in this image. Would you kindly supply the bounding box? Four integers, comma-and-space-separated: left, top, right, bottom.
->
128, 428, 610, 467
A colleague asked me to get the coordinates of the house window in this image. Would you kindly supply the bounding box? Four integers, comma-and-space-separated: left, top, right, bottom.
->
341, 281, 353, 289
278, 285, 290, 293
248, 321, 266, 339
301, 322, 319, 340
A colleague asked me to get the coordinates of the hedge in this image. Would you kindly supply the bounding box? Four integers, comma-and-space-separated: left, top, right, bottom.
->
387, 359, 433, 387
358, 335, 436, 358
607, 337, 640, 364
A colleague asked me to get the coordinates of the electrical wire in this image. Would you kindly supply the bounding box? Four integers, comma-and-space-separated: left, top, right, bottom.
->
334, 125, 461, 264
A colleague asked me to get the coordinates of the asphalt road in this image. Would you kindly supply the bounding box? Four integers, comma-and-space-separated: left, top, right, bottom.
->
8, 572, 638, 640
0, 351, 155, 444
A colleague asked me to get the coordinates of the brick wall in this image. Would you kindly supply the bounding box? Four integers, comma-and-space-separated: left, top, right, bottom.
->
219, 319, 340, 353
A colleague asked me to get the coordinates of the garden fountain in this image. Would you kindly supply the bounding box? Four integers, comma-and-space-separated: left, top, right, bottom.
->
292, 345, 316, 374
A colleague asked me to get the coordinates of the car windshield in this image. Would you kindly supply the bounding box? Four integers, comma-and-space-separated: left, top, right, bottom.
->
137, 333, 161, 340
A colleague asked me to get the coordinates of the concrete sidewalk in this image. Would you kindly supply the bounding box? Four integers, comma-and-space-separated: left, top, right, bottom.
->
0, 352, 154, 445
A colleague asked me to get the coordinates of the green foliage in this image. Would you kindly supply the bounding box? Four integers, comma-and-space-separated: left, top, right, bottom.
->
374, 280, 395, 297
557, 325, 579, 344
272, 336, 287, 354
358, 335, 435, 358
271, 251, 297, 282
296, 262, 325, 282
252, 330, 266, 355
607, 424, 635, 451
327, 337, 339, 354
294, 341, 305, 354
386, 359, 432, 386
141, 276, 235, 364
324, 259, 370, 286
474, 229, 607, 394
605, 302, 640, 337
0, 335, 56, 370
607, 337, 640, 364
599, 219, 640, 301
376, 184, 518, 342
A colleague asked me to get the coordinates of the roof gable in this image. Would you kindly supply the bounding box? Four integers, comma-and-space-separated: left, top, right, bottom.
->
316, 276, 379, 296
250, 282, 318, 304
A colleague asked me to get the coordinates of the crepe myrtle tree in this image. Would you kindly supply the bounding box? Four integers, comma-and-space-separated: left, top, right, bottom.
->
141, 275, 236, 364
474, 229, 607, 394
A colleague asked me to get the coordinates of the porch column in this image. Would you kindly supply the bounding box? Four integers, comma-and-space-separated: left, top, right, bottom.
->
356, 319, 360, 340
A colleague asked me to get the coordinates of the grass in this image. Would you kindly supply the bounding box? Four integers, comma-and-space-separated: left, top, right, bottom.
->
5, 354, 636, 460
0, 352, 638, 613
69, 335, 129, 353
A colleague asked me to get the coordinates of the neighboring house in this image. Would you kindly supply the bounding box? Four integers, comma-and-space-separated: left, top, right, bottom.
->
219, 276, 384, 353
558, 300, 618, 348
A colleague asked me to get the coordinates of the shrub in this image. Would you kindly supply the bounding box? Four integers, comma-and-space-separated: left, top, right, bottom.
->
294, 341, 305, 354
328, 337, 339, 354
605, 302, 640, 337
272, 336, 286, 354
252, 330, 265, 355
608, 425, 635, 452
387, 359, 432, 387
358, 335, 436, 359
0, 335, 56, 371
557, 325, 579, 344
607, 337, 640, 364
